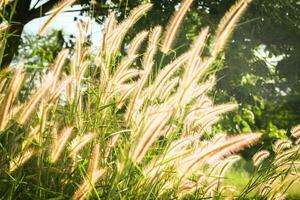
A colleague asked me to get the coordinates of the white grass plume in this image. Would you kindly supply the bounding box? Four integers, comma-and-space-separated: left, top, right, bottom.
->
178, 133, 261, 179
252, 150, 270, 167
18, 73, 54, 124
130, 107, 172, 163
211, 0, 251, 57
69, 132, 96, 158
291, 125, 300, 138
161, 0, 194, 53
0, 65, 25, 131
127, 30, 149, 57
273, 139, 292, 153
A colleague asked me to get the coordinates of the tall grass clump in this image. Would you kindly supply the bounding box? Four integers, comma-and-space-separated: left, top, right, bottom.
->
1, 0, 297, 199
238, 125, 300, 199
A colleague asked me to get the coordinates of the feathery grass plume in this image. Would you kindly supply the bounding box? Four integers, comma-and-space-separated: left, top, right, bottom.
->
260, 183, 273, 196
69, 132, 96, 158
178, 133, 261, 179
115, 84, 138, 108
0, 65, 25, 131
150, 53, 189, 99
104, 133, 121, 160
111, 55, 139, 85
241, 136, 299, 199
48, 76, 72, 102
143, 26, 162, 69
218, 156, 240, 176
211, 0, 251, 57
49, 127, 73, 163
143, 135, 200, 178
178, 177, 206, 198
265, 175, 300, 199
209, 155, 241, 178
273, 193, 287, 200
97, 57, 109, 84
127, 30, 149, 57
26, 125, 40, 146
180, 56, 215, 95
53, 49, 69, 78
191, 103, 237, 125
157, 77, 180, 101
120, 3, 153, 28
113, 68, 142, 86
37, 101, 50, 136
183, 27, 209, 84
100, 12, 117, 55
104, 4, 153, 57
50, 49, 69, 91
291, 125, 300, 138
130, 107, 173, 163
126, 26, 162, 122
204, 179, 219, 197
67, 27, 91, 118
73, 168, 106, 200
180, 76, 215, 108
87, 144, 100, 177
38, 0, 76, 35
0, 1, 263, 199
73, 146, 105, 200
273, 145, 300, 166
77, 20, 90, 45
221, 186, 237, 200
101, 53, 142, 105
9, 149, 34, 173
184, 102, 237, 135
105, 83, 135, 103
252, 150, 270, 167
273, 139, 292, 153
161, 0, 194, 53
18, 73, 54, 124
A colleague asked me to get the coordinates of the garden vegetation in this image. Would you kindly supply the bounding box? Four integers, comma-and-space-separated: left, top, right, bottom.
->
0, 0, 299, 199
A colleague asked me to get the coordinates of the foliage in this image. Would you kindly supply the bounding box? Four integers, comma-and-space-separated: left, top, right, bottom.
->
19, 30, 66, 71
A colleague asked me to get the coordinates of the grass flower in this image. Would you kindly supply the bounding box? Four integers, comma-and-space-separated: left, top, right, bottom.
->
49, 127, 73, 163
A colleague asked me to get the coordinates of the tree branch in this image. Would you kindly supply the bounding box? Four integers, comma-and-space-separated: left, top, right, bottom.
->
29, 0, 60, 19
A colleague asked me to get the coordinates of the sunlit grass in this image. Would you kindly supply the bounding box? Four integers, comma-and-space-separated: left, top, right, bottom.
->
0, 0, 299, 199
